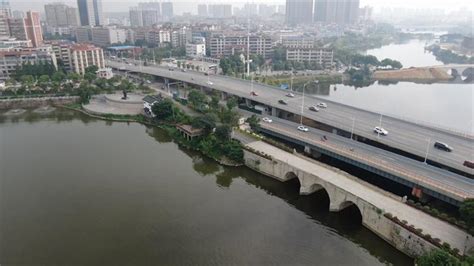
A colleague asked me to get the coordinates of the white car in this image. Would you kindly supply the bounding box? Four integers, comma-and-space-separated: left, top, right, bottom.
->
207, 81, 214, 85
262, 117, 273, 123
297, 125, 309, 132
373, 126, 388, 136
309, 106, 320, 112
316, 102, 327, 108
286, 93, 295, 97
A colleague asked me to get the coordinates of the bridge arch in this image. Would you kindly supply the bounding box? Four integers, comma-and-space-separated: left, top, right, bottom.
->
335, 200, 363, 225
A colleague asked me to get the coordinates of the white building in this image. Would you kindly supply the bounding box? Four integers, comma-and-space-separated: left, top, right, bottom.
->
286, 48, 334, 68
91, 27, 126, 47
96, 67, 113, 79
0, 46, 57, 80
186, 42, 206, 58
68, 43, 105, 75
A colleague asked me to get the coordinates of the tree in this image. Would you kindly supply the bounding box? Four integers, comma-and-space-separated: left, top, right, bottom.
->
222, 141, 243, 162
84, 72, 96, 82
246, 114, 260, 131
226, 97, 238, 110
177, 61, 181, 68
78, 85, 92, 104
188, 90, 207, 110
20, 75, 35, 86
67, 72, 81, 82
215, 125, 231, 141
210, 96, 219, 109
416, 249, 460, 266
151, 99, 174, 120
192, 114, 216, 135
85, 65, 99, 74
460, 198, 474, 229
51, 71, 66, 83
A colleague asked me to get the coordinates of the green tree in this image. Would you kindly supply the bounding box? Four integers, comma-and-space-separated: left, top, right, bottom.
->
222, 141, 243, 162
460, 198, 474, 229
226, 97, 238, 110
192, 114, 217, 135
210, 96, 219, 109
151, 99, 174, 120
51, 71, 66, 83
246, 114, 260, 131
215, 125, 231, 141
78, 85, 92, 104
416, 249, 460, 266
67, 72, 81, 82
188, 90, 207, 109
20, 75, 35, 86
84, 72, 96, 82
85, 65, 99, 74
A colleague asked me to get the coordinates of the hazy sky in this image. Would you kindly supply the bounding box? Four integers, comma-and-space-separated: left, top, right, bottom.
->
9, 0, 474, 13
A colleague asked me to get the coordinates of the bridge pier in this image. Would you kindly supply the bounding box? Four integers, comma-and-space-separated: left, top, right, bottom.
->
245, 98, 252, 107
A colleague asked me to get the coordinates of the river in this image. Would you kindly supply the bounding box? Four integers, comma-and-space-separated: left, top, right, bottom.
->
310, 39, 473, 134
0, 110, 412, 265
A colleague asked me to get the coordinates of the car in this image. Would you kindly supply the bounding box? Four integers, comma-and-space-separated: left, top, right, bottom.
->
146, 80, 151, 84
250, 91, 258, 96
207, 81, 213, 85
181, 69, 186, 72
434, 141, 453, 152
169, 68, 174, 71
297, 125, 309, 132
463, 160, 474, 169
204, 72, 209, 76
278, 99, 288, 105
373, 126, 388, 136
309, 106, 320, 112
316, 102, 327, 108
286, 93, 295, 97
262, 117, 272, 123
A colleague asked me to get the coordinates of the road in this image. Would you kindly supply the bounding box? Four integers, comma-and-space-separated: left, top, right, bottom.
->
107, 60, 474, 176
256, 116, 474, 202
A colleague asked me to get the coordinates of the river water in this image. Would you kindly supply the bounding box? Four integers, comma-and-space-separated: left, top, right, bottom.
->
312, 39, 473, 134
0, 110, 412, 265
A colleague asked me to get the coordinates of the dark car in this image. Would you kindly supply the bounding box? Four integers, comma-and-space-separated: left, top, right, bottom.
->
204, 72, 209, 76
278, 99, 288, 105
463, 160, 474, 169
434, 141, 453, 152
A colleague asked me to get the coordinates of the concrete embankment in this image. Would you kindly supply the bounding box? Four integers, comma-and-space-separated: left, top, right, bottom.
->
373, 67, 452, 82
0, 96, 79, 110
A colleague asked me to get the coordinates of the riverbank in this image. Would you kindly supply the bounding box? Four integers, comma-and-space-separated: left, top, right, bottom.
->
0, 96, 79, 110
60, 104, 244, 167
373, 67, 452, 82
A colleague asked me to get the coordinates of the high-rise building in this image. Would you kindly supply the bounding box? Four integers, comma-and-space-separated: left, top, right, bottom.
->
285, 0, 313, 25
24, 11, 43, 47
11, 10, 24, 19
161, 2, 173, 21
77, 0, 103, 26
45, 3, 80, 27
209, 4, 232, 18
129, 7, 143, 27
243, 3, 258, 16
259, 4, 277, 17
197, 4, 207, 17
142, 9, 159, 26
0, 8, 10, 39
313, 0, 359, 24
7, 17, 26, 40
210, 33, 273, 59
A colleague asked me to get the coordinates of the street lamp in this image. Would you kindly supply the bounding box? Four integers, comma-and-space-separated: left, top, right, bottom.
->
350, 117, 356, 140
300, 80, 318, 125
423, 137, 431, 164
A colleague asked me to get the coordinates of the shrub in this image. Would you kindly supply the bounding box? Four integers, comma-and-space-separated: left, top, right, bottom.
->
416, 249, 460, 266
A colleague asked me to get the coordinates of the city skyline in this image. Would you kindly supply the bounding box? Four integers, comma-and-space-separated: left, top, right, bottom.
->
9, 0, 473, 14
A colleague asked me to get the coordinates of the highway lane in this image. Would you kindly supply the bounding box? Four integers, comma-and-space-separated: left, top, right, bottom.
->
257, 116, 474, 202
107, 60, 474, 175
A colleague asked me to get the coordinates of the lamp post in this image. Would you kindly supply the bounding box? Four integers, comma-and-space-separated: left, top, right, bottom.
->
350, 117, 356, 140
300, 80, 318, 125
423, 137, 431, 164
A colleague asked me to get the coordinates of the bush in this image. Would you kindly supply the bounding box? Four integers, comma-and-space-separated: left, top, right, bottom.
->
416, 249, 460, 266
460, 198, 474, 230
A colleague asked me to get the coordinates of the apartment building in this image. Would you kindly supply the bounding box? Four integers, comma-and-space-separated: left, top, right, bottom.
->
286, 48, 334, 68
210, 33, 273, 59
0, 46, 57, 80
68, 43, 105, 75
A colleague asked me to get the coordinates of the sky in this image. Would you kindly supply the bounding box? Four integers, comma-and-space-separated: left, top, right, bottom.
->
9, 0, 474, 14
